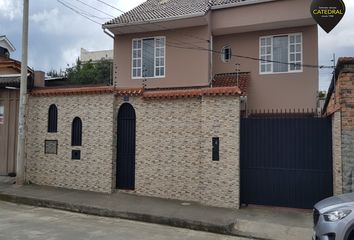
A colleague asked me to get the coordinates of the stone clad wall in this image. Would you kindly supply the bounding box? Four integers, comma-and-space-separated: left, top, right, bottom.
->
26, 94, 115, 193
114, 95, 240, 208
340, 72, 354, 193
326, 62, 354, 194
26, 92, 240, 208
332, 111, 342, 195
199, 96, 240, 207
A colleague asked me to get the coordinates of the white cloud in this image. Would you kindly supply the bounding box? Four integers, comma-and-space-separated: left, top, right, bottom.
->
0, 0, 21, 20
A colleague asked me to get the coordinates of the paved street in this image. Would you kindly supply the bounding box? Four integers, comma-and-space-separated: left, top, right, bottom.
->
0, 201, 250, 240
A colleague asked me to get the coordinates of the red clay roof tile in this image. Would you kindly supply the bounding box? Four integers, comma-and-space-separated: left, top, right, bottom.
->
30, 84, 241, 99
142, 86, 241, 99
212, 72, 249, 95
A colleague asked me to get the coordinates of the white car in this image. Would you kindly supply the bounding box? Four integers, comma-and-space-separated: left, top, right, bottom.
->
313, 193, 354, 240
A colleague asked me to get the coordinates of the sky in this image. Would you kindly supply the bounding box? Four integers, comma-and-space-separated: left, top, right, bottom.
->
0, 0, 353, 91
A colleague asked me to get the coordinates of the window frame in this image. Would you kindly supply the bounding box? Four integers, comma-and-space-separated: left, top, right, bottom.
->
48, 104, 58, 133
131, 36, 166, 79
221, 45, 232, 63
259, 33, 303, 75
71, 117, 82, 146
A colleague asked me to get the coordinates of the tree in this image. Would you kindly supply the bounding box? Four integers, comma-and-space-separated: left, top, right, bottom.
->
65, 58, 113, 85
47, 69, 64, 78
318, 91, 327, 100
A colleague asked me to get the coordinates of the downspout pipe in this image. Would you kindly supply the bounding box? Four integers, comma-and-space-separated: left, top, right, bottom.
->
103, 27, 114, 39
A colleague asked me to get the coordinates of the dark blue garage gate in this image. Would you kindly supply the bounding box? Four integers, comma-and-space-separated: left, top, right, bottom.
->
240, 114, 333, 209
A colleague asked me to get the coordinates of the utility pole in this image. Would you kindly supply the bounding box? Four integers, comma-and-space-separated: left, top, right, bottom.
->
16, 0, 29, 185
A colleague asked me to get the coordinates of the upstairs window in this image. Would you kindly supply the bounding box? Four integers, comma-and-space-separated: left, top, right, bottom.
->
48, 104, 58, 133
260, 33, 302, 74
221, 46, 232, 63
71, 117, 82, 146
132, 37, 165, 79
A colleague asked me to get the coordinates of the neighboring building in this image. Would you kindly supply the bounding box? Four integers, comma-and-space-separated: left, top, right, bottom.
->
0, 35, 15, 58
24, 0, 327, 210
103, 0, 318, 111
80, 48, 113, 63
0, 36, 44, 176
323, 57, 354, 195
45, 77, 68, 87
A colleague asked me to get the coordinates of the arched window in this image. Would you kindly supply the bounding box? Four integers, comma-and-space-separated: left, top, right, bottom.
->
221, 46, 232, 63
71, 117, 82, 146
48, 104, 58, 132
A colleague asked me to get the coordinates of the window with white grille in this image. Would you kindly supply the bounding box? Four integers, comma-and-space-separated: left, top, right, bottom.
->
260, 33, 302, 74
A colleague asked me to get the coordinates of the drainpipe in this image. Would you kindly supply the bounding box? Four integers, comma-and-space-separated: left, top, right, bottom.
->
103, 27, 114, 39
210, 35, 213, 86
103, 27, 114, 85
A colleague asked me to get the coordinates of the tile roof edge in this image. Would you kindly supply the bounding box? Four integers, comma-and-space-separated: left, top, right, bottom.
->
103, 12, 207, 28
30, 86, 115, 96
211, 0, 277, 10
29, 85, 241, 98
214, 72, 250, 76
143, 86, 241, 99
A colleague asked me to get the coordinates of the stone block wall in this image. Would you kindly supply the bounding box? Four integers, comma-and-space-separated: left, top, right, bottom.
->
332, 111, 342, 195
26, 94, 115, 193
26, 91, 240, 208
115, 95, 240, 208
326, 59, 354, 194
340, 72, 354, 193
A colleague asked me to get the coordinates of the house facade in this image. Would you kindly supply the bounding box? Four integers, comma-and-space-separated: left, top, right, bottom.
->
0, 36, 43, 176
80, 48, 113, 63
105, 0, 318, 111
23, 0, 324, 209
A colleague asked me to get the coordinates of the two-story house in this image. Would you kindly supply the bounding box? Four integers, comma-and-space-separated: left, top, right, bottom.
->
24, 0, 325, 210
103, 0, 318, 111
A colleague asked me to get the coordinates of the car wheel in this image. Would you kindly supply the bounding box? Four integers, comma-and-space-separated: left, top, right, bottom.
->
346, 229, 354, 240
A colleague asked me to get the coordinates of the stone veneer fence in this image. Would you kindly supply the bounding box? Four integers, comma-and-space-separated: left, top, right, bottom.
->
26, 92, 241, 209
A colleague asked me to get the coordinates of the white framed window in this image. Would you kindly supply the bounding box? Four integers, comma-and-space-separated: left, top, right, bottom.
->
259, 33, 302, 74
132, 36, 165, 79
221, 46, 232, 63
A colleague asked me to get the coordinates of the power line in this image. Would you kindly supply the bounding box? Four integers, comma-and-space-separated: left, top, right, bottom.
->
60, 0, 110, 20
57, 0, 105, 24
73, 0, 116, 18
59, 0, 334, 69
93, 0, 125, 13
98, 3, 333, 69
165, 42, 334, 69
95, 0, 210, 44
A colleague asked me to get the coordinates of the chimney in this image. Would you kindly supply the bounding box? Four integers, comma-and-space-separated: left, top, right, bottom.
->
33, 71, 45, 88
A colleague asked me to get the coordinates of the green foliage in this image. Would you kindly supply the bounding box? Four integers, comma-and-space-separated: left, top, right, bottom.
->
65, 58, 113, 85
47, 69, 64, 78
318, 91, 327, 99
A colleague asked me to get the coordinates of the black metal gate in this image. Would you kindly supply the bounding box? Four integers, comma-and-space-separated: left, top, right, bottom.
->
240, 114, 333, 209
117, 103, 136, 190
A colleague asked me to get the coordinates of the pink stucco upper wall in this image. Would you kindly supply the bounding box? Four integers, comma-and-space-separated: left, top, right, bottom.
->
114, 26, 211, 88
213, 25, 319, 110
111, 0, 319, 110
211, 0, 315, 35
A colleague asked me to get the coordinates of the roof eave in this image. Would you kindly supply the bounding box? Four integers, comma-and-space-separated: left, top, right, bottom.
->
0, 36, 16, 52
211, 0, 278, 10
103, 12, 207, 30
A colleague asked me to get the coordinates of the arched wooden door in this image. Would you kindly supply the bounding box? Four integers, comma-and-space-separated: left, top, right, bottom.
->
117, 103, 136, 190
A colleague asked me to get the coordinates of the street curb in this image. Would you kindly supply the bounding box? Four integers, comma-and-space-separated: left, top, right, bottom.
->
0, 192, 264, 239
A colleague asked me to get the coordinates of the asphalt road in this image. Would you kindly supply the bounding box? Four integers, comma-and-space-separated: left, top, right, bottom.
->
0, 201, 250, 240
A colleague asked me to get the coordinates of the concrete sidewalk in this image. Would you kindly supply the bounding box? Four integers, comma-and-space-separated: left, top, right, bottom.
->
0, 182, 313, 240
